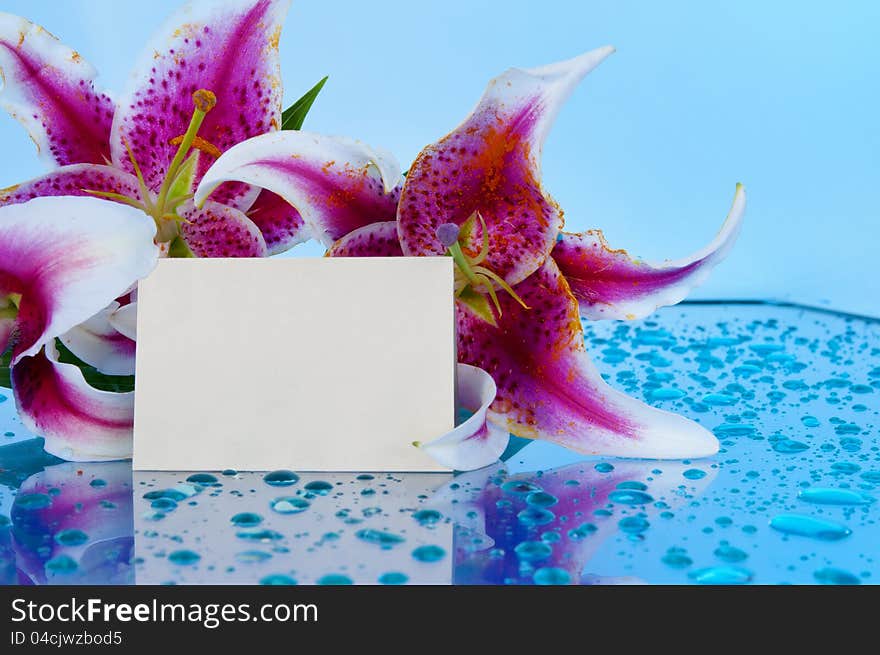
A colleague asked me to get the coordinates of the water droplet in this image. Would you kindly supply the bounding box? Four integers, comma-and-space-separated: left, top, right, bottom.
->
649, 388, 686, 401
54, 529, 88, 547
798, 488, 875, 506
89, 479, 106, 488
683, 468, 707, 480
594, 463, 614, 473
514, 541, 552, 562
801, 415, 820, 428
260, 574, 297, 585
525, 491, 558, 507
355, 529, 405, 549
45, 555, 78, 574
231, 512, 263, 527
769, 514, 851, 541
303, 480, 333, 495
662, 548, 693, 569
567, 523, 597, 540
714, 544, 748, 563
186, 473, 219, 486
150, 498, 178, 512
814, 567, 860, 585
533, 567, 571, 585
317, 574, 352, 585
235, 550, 272, 564
412, 509, 442, 526
619, 516, 650, 534
773, 439, 810, 454
168, 550, 201, 565
270, 497, 310, 514
15, 493, 52, 510
517, 507, 555, 526
831, 462, 861, 475
616, 481, 648, 491
412, 545, 446, 562
263, 470, 300, 487
378, 572, 408, 585
689, 566, 752, 584
608, 490, 654, 506
702, 393, 737, 406
236, 529, 284, 542
501, 480, 542, 495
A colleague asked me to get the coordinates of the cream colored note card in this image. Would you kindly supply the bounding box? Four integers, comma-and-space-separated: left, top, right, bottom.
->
133, 257, 455, 472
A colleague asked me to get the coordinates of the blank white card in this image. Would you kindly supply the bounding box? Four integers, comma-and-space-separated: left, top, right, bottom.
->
133, 257, 455, 472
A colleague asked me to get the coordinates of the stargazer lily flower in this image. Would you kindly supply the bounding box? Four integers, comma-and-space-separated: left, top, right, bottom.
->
0, 196, 158, 460
0, 0, 317, 459
195, 47, 746, 469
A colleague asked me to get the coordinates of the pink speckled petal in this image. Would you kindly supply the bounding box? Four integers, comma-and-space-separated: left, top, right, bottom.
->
11, 461, 133, 585
12, 342, 134, 461
0, 196, 158, 365
0, 313, 13, 355
179, 199, 267, 257
554, 185, 746, 320
195, 131, 401, 246
327, 220, 403, 257
398, 47, 614, 286
419, 364, 509, 471
246, 189, 310, 255
0, 164, 143, 207
0, 13, 115, 166
59, 302, 136, 376
110, 0, 290, 198
457, 257, 718, 458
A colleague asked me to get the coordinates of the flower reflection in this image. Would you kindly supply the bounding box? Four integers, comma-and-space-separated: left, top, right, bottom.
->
8, 461, 133, 585
430, 459, 716, 585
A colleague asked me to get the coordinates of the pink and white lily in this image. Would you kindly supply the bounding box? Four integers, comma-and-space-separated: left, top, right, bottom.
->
0, 0, 310, 458
195, 48, 746, 469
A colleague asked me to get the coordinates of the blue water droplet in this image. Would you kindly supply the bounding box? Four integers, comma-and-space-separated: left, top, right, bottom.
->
525, 491, 558, 507
54, 529, 88, 546
260, 574, 297, 585
355, 529, 405, 549
236, 529, 284, 542
608, 490, 654, 506
714, 544, 748, 563
15, 493, 52, 510
168, 550, 201, 565
831, 462, 861, 475
317, 574, 352, 585
683, 468, 707, 480
649, 388, 686, 401
263, 470, 300, 487
769, 513, 851, 541
378, 572, 409, 585
801, 415, 820, 428
772, 439, 810, 454
304, 480, 334, 495
186, 473, 219, 486
619, 516, 650, 534
702, 393, 737, 406
231, 512, 263, 527
412, 509, 442, 526
517, 507, 555, 526
594, 463, 615, 473
270, 496, 310, 514
662, 548, 692, 569
45, 555, 78, 574
412, 545, 446, 562
501, 480, 542, 495
150, 498, 178, 512
814, 567, 860, 585
514, 541, 553, 562
798, 488, 875, 506
89, 479, 106, 488
689, 566, 752, 584
616, 481, 648, 491
235, 550, 272, 564
567, 523, 597, 540
533, 567, 571, 585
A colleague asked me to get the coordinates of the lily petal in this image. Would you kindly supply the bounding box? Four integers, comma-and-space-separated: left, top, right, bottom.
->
418, 364, 509, 471
245, 189, 310, 255
0, 196, 158, 365
327, 220, 403, 257
553, 185, 746, 320
0, 314, 13, 355
107, 302, 137, 341
11, 342, 134, 461
397, 47, 615, 286
0, 13, 115, 166
194, 131, 401, 245
0, 163, 143, 207
110, 0, 291, 197
179, 199, 267, 257
457, 257, 718, 458
59, 302, 136, 376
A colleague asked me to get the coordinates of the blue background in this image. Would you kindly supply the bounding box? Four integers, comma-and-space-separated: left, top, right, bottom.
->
1, 1, 878, 316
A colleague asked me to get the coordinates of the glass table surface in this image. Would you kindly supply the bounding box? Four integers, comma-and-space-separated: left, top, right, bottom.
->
1, 302, 877, 585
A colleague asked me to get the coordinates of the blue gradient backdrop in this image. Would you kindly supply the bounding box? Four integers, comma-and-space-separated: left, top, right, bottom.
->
1, 1, 878, 315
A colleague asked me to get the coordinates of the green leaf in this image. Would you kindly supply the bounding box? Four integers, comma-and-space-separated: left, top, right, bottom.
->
54, 340, 135, 393
458, 287, 498, 327
281, 76, 328, 130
